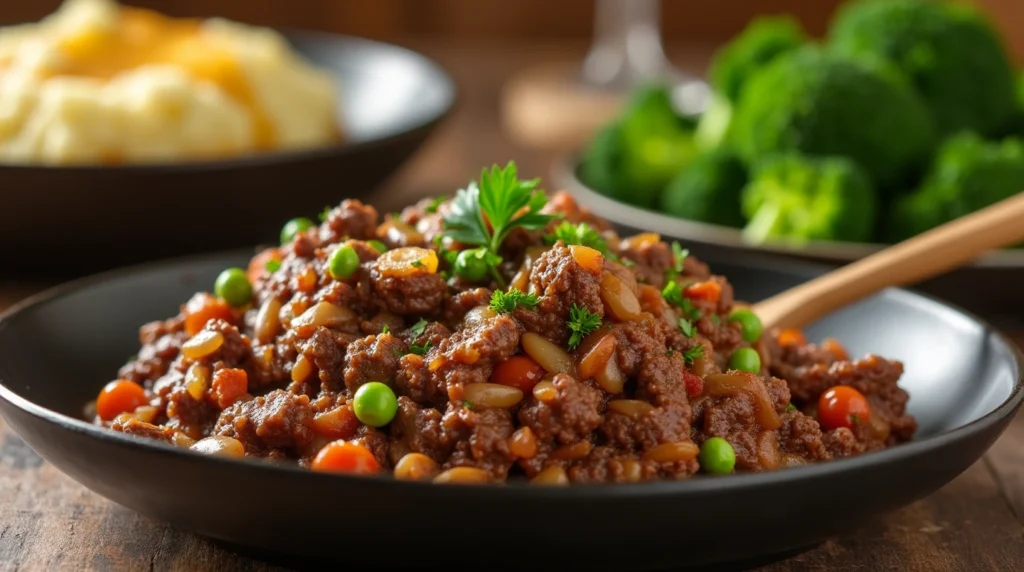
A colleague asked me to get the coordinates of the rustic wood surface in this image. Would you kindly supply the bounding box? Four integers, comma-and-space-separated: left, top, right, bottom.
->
2, 40, 1024, 572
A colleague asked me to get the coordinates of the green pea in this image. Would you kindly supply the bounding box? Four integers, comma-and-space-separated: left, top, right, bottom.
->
729, 347, 762, 373
214, 268, 252, 307
700, 437, 736, 474
352, 382, 398, 427
454, 248, 489, 282
367, 240, 388, 254
280, 217, 315, 245
328, 244, 360, 280
728, 308, 763, 343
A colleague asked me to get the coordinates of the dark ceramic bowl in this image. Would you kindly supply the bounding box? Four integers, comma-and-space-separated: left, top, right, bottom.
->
0, 31, 455, 278
0, 250, 1020, 570
554, 155, 1024, 326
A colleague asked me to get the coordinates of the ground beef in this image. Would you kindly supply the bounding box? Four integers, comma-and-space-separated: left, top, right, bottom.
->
102, 188, 917, 484
371, 271, 448, 316
319, 199, 379, 243
216, 390, 315, 455
342, 333, 406, 392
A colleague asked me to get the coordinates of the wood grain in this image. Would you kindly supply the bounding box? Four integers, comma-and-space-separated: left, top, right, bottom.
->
1, 39, 1024, 572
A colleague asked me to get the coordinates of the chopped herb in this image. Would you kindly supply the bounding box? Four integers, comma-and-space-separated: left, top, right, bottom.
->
441, 161, 557, 286
410, 260, 424, 268
425, 195, 446, 214
678, 317, 695, 337
680, 298, 701, 320
409, 340, 432, 356
381, 324, 390, 335
665, 349, 676, 357
126, 354, 138, 364
490, 289, 540, 314
682, 345, 705, 364
265, 259, 282, 273
785, 403, 796, 412
544, 221, 618, 261
671, 242, 689, 275
662, 281, 684, 307
318, 205, 333, 222
711, 314, 721, 325
850, 414, 861, 427
463, 400, 473, 410
567, 304, 602, 350
390, 213, 402, 222
621, 258, 636, 268
409, 318, 429, 337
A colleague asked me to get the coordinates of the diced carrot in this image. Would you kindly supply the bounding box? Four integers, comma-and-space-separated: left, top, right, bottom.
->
491, 356, 546, 392
184, 293, 235, 336
311, 440, 382, 475
684, 281, 722, 304
778, 328, 807, 347
822, 338, 849, 361
211, 368, 248, 410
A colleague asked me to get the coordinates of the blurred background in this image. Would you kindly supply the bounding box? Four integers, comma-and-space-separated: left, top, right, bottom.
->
3, 0, 1019, 211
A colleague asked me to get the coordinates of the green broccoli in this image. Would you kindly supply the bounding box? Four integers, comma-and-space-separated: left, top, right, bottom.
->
740, 154, 878, 244
580, 84, 698, 209
709, 15, 807, 104
660, 147, 747, 228
829, 0, 1018, 137
888, 132, 1024, 241
729, 46, 935, 191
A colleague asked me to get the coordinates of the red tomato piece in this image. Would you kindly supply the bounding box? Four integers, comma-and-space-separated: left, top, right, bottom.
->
684, 281, 722, 304
818, 385, 871, 431
683, 371, 703, 397
490, 355, 546, 392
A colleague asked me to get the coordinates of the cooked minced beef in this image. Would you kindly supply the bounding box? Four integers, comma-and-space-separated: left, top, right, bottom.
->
92, 179, 915, 484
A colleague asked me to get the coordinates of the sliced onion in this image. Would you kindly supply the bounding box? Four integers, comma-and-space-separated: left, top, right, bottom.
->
600, 272, 642, 321
576, 332, 617, 379
643, 441, 699, 463
463, 383, 524, 408
607, 399, 654, 419
292, 302, 356, 329
521, 332, 575, 376
704, 373, 782, 430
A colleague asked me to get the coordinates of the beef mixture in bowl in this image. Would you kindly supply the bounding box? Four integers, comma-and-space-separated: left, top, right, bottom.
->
90, 162, 916, 484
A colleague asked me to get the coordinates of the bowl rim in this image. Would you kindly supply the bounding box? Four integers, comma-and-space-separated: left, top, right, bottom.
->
554, 154, 1024, 269
1, 248, 1021, 499
0, 29, 457, 174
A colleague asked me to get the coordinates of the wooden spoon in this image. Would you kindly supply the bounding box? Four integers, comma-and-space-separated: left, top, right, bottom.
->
753, 191, 1024, 331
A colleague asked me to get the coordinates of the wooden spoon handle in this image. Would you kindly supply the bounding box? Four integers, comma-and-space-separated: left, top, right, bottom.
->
753, 191, 1024, 331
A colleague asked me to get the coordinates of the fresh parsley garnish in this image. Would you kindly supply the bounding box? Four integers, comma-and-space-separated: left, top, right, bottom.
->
463, 400, 473, 410
409, 318, 428, 337
682, 345, 705, 364
850, 414, 861, 426
409, 340, 432, 356
441, 162, 557, 286
381, 324, 390, 335
489, 289, 540, 314
411, 260, 424, 268
425, 196, 446, 214
785, 403, 796, 412
678, 317, 695, 338
319, 205, 332, 222
620, 258, 636, 268
265, 259, 281, 273
567, 304, 602, 350
681, 298, 701, 320
710, 314, 721, 325
671, 242, 689, 276
544, 221, 618, 261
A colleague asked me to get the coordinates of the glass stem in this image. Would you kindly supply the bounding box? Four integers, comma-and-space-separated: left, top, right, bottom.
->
581, 0, 672, 90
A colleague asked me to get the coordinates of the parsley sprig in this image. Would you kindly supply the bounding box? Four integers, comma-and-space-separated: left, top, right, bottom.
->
442, 162, 557, 286
567, 304, 602, 350
409, 318, 429, 337
490, 290, 540, 314
682, 345, 705, 364
409, 340, 432, 356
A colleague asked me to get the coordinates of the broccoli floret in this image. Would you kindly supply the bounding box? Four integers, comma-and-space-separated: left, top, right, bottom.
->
888, 132, 1024, 241
660, 147, 747, 228
709, 16, 807, 104
830, 0, 1018, 137
729, 46, 934, 191
580, 84, 698, 209
740, 154, 877, 244
694, 93, 732, 151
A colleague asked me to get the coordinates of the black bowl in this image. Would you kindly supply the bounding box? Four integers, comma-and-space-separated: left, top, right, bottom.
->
0, 31, 455, 278
0, 251, 1021, 570
554, 155, 1024, 326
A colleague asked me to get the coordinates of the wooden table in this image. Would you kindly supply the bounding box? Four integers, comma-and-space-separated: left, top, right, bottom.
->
2, 40, 1024, 571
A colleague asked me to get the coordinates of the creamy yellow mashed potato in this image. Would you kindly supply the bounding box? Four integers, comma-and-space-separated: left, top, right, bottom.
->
0, 0, 339, 165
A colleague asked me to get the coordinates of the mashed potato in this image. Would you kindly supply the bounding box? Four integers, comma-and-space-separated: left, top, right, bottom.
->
0, 0, 339, 165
